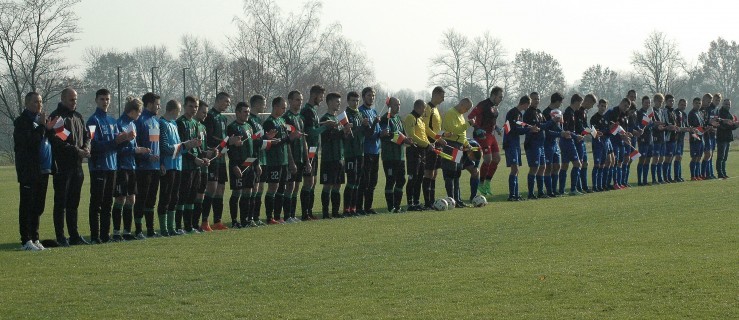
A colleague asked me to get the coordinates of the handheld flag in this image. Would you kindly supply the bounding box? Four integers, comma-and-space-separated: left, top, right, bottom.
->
252, 129, 264, 140
610, 124, 624, 135
695, 127, 705, 135
448, 147, 463, 163
641, 112, 653, 126
434, 130, 446, 140
515, 121, 528, 127
308, 146, 317, 159
503, 121, 511, 135
629, 149, 641, 160
581, 125, 598, 138
241, 157, 256, 167
172, 143, 182, 159
336, 112, 349, 126
391, 133, 407, 145
217, 136, 229, 150
261, 140, 273, 151
284, 124, 296, 132
88, 125, 97, 140
53, 119, 70, 141
733, 114, 738, 122
126, 123, 137, 138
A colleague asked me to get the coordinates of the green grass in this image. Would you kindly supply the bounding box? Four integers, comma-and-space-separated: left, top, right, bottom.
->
0, 152, 737, 319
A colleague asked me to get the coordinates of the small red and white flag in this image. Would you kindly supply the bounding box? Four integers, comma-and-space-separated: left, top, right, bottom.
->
217, 136, 229, 150
449, 147, 463, 163
172, 143, 182, 159
641, 114, 652, 126
308, 146, 317, 159
241, 157, 257, 167
148, 127, 159, 142
581, 125, 597, 138
261, 140, 273, 151
391, 133, 407, 145
629, 150, 641, 160
53, 119, 70, 141
610, 124, 624, 135
695, 126, 705, 135
337, 112, 349, 126
503, 121, 511, 135
252, 129, 263, 140
733, 114, 738, 122
515, 121, 528, 127
88, 125, 97, 140
284, 124, 296, 132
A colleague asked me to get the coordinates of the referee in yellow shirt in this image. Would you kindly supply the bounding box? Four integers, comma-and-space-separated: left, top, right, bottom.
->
404, 99, 443, 211
441, 98, 473, 208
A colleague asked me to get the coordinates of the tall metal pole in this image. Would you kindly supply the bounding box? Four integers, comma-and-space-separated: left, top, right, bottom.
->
150, 66, 158, 93
241, 69, 246, 102
117, 66, 122, 116
214, 68, 219, 101
182, 68, 189, 102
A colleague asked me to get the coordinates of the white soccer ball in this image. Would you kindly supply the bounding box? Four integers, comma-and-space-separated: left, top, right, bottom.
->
472, 195, 488, 207
445, 197, 456, 210
433, 198, 449, 211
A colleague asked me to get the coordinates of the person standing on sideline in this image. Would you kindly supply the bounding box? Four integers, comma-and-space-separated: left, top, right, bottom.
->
112, 97, 149, 241
247, 95, 268, 226
469, 87, 503, 197
344, 91, 368, 216
50, 88, 91, 246
203, 92, 232, 230
176, 96, 208, 233
404, 100, 437, 211
503, 95, 539, 201
193, 101, 212, 230
716, 99, 738, 178
522, 92, 549, 199
319, 93, 352, 218
559, 94, 584, 196
441, 98, 474, 206
15, 92, 57, 250
283, 91, 309, 222
300, 86, 328, 220
421, 86, 447, 209
87, 89, 132, 244
380, 97, 411, 213
357, 87, 382, 214
263, 97, 300, 223
542, 93, 565, 197
688, 98, 706, 180
134, 92, 161, 238
636, 96, 655, 186
673, 99, 689, 182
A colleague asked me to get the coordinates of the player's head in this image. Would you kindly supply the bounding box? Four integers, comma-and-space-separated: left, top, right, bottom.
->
627, 89, 637, 102
388, 97, 400, 115
24, 91, 43, 113
529, 92, 540, 108
692, 97, 701, 109
597, 99, 608, 113
653, 93, 664, 107
95, 89, 111, 109
583, 93, 597, 109
518, 95, 531, 109
196, 100, 208, 122
124, 96, 143, 120
235, 101, 250, 122
457, 98, 473, 113
183, 95, 199, 118
618, 98, 630, 112
164, 99, 181, 117
325, 92, 341, 112
361, 87, 375, 107
60, 87, 78, 111
641, 95, 651, 109
701, 93, 712, 107
678, 98, 687, 110
490, 86, 504, 105
413, 99, 426, 114
665, 94, 674, 107
249, 94, 266, 114
721, 98, 731, 109
570, 94, 583, 109
309, 85, 326, 105
215, 92, 231, 112
550, 92, 564, 107
288, 90, 303, 111
271, 96, 287, 117
431, 86, 445, 105
347, 91, 360, 109
142, 92, 160, 115
712, 93, 722, 105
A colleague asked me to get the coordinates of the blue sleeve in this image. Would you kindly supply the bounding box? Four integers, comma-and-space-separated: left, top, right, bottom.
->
159, 120, 175, 157
88, 116, 117, 155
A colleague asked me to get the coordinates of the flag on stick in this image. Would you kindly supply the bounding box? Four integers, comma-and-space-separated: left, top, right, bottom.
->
629, 149, 641, 160
53, 118, 70, 141
172, 143, 182, 159
391, 133, 407, 145
336, 112, 349, 126
261, 140, 273, 151
308, 146, 317, 159
88, 125, 97, 140
503, 121, 511, 135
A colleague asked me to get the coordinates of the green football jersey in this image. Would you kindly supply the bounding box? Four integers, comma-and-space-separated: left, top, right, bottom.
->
262, 115, 289, 166
319, 113, 345, 162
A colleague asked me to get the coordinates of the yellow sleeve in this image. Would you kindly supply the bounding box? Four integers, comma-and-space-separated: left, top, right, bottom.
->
404, 114, 429, 148
442, 109, 470, 144
422, 105, 440, 138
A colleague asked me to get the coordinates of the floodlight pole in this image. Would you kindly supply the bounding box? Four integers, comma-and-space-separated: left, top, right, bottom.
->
182, 67, 189, 102
150, 66, 159, 93
241, 69, 246, 102
117, 66, 122, 116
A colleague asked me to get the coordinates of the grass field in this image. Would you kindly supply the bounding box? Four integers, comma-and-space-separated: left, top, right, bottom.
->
0, 151, 737, 319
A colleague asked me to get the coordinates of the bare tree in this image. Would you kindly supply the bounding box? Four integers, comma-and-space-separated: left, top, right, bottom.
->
631, 31, 684, 94
130, 45, 181, 102
579, 64, 621, 104
0, 0, 80, 161
179, 35, 226, 102
238, 0, 332, 94
228, 16, 278, 98
316, 34, 375, 94
512, 49, 566, 98
429, 29, 470, 101
470, 32, 509, 96
698, 37, 739, 98
80, 48, 139, 115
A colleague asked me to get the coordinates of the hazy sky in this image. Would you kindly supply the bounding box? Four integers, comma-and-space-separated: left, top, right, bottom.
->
69, 0, 739, 92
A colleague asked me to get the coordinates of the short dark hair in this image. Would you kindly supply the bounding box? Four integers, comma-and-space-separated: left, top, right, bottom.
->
642, 96, 650, 102
598, 99, 608, 105
326, 92, 341, 103
142, 92, 160, 106
165, 99, 180, 112
584, 93, 597, 103
272, 96, 285, 106
184, 95, 199, 106
678, 98, 687, 104
215, 92, 230, 103
309, 85, 326, 96
235, 101, 249, 112
361, 87, 374, 98
519, 95, 531, 105
432, 86, 445, 95
491, 86, 503, 97
95, 88, 111, 98
347, 91, 359, 101
693, 97, 701, 103
665, 94, 674, 100
550, 92, 564, 104
198, 100, 209, 109
529, 92, 539, 97
288, 90, 302, 100
249, 94, 265, 107
24, 91, 40, 105
627, 89, 636, 95
570, 94, 583, 104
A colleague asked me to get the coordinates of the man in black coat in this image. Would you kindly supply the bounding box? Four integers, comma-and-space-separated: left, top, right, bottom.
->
14, 92, 57, 250
49, 88, 91, 246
